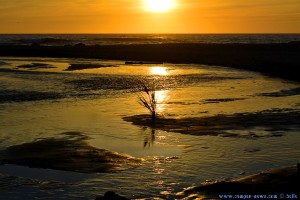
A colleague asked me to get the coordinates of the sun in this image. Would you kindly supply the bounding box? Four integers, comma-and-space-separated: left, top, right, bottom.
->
145, 0, 175, 13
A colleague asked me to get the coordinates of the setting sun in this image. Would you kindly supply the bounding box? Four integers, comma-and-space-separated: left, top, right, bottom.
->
145, 0, 175, 13
1, 0, 300, 33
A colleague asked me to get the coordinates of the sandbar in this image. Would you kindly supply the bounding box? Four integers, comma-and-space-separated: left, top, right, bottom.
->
123, 109, 300, 138
0, 132, 143, 173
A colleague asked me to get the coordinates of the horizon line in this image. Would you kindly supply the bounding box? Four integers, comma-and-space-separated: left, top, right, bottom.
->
1, 33, 300, 35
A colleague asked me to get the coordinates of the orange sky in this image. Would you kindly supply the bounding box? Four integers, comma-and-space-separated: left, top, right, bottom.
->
0, 0, 300, 33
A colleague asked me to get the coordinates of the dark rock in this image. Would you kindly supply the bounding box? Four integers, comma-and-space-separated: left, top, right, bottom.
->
31, 42, 40, 47
288, 40, 300, 44
125, 61, 163, 65
65, 63, 115, 71
74, 43, 86, 47
95, 191, 129, 200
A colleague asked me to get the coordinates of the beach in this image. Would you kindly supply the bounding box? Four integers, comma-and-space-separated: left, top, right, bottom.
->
1, 0, 300, 196
0, 38, 300, 199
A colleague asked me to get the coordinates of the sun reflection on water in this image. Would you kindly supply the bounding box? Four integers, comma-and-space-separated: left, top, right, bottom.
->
150, 66, 169, 75
156, 90, 169, 113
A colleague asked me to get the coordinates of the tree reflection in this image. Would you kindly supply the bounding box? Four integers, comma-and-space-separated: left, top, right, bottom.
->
142, 127, 157, 148
136, 81, 170, 148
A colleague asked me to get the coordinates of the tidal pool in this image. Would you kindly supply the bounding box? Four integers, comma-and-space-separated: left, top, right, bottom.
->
0, 57, 299, 199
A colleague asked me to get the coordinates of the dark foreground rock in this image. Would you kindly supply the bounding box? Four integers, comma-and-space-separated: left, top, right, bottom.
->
95, 191, 129, 200
65, 63, 116, 71
0, 132, 143, 173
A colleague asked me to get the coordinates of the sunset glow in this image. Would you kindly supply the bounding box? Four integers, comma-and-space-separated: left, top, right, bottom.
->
145, 0, 175, 13
0, 0, 299, 33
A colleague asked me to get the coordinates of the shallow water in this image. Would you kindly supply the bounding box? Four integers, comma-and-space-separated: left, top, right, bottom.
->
0, 57, 300, 199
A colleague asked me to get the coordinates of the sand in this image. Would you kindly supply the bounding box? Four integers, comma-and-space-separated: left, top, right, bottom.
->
0, 132, 143, 173
122, 109, 300, 198
0, 43, 299, 81
176, 165, 299, 199
123, 109, 300, 138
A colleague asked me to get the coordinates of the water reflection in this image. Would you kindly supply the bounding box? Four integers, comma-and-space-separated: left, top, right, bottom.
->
150, 66, 169, 76
138, 89, 169, 148
142, 127, 156, 148
156, 90, 169, 113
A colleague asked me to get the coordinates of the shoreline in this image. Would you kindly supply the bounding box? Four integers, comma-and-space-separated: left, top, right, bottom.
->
97, 164, 299, 199
177, 164, 299, 199
0, 43, 299, 81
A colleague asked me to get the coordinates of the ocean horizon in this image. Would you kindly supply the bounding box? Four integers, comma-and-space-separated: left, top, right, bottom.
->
1, 33, 300, 46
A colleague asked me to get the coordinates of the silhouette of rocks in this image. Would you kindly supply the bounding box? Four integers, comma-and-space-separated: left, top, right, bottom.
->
31, 42, 40, 47
95, 191, 129, 200
65, 63, 115, 71
125, 61, 163, 65
74, 43, 86, 47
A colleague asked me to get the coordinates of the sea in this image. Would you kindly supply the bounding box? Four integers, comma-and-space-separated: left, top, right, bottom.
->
0, 34, 300, 199
0, 34, 300, 46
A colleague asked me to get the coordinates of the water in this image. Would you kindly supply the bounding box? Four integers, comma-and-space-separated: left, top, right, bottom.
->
0, 56, 300, 199
0, 34, 300, 46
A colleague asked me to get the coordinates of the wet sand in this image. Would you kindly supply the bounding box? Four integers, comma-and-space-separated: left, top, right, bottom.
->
0, 132, 143, 173
123, 109, 300, 138
176, 164, 299, 199
123, 109, 300, 198
1, 43, 299, 198
95, 165, 299, 199
0, 43, 299, 81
